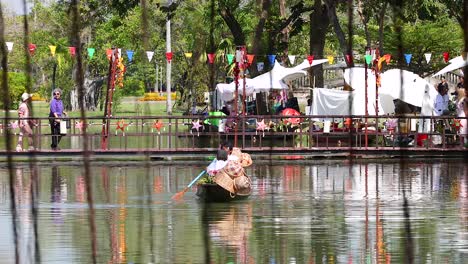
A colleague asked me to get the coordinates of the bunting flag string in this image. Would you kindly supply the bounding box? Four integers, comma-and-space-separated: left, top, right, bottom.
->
69, 46, 76, 57
126, 50, 134, 62
404, 54, 412, 65
424, 53, 432, 64
0, 41, 457, 67
146, 51, 154, 62
443, 52, 449, 63
6, 42, 13, 52
49, 45, 56, 57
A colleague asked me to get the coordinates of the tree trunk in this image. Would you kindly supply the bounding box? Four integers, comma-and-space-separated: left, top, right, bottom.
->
70, 73, 104, 111
309, 1, 330, 88
324, 0, 352, 66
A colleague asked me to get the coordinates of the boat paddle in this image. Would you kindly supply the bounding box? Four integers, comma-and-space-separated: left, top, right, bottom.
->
171, 160, 215, 200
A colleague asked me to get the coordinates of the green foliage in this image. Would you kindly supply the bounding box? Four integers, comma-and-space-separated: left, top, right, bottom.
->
0, 72, 28, 109
122, 77, 145, 96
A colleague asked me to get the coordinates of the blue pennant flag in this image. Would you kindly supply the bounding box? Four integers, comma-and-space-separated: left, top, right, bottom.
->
126, 50, 134, 62
404, 53, 412, 65
267, 54, 276, 65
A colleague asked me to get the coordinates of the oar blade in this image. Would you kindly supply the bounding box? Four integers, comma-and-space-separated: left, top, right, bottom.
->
171, 187, 189, 200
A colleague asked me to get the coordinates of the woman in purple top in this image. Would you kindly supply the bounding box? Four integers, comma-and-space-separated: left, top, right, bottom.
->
49, 88, 67, 150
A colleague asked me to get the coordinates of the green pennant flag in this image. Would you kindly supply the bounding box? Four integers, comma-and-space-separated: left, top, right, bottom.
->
365, 54, 372, 65
227, 54, 234, 65
87, 48, 95, 60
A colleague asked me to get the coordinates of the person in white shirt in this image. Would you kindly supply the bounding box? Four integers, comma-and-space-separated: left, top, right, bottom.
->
434, 84, 449, 116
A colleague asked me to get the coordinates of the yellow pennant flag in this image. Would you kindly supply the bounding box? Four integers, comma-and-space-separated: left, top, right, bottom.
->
327, 55, 334, 64
49, 45, 57, 57
184, 52, 193, 58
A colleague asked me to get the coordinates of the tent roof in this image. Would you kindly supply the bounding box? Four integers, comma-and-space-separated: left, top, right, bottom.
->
432, 56, 468, 77
249, 61, 307, 89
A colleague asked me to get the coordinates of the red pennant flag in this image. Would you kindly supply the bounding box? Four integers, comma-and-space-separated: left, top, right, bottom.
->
106, 49, 113, 60
28, 43, 36, 55
443, 52, 449, 63
384, 54, 391, 64
345, 54, 353, 64
165, 52, 173, 63
207, 53, 215, 64
68, 47, 76, 57
307, 55, 314, 65
246, 54, 255, 65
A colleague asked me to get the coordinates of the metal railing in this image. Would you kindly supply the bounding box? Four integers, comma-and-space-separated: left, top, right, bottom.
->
3, 114, 467, 153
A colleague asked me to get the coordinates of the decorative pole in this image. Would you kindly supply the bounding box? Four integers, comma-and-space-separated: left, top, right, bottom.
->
165, 0, 173, 115
364, 47, 370, 148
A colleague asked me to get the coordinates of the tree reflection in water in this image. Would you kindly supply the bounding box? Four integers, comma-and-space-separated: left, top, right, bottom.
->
0, 160, 467, 263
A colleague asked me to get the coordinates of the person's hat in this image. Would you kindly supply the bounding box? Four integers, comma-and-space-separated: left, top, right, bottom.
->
21, 93, 32, 101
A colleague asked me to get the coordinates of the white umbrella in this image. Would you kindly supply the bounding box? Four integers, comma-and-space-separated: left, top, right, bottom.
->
432, 56, 468, 77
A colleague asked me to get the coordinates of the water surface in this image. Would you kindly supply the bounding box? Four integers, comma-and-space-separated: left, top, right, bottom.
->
0, 159, 466, 263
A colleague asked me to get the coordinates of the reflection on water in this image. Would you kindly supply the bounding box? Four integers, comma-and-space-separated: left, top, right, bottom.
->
0, 159, 467, 263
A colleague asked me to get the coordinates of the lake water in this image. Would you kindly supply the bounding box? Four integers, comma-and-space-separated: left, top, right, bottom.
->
0, 158, 467, 263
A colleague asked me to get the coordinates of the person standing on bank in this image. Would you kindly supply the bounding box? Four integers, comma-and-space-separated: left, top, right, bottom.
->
16, 93, 35, 152
49, 88, 67, 150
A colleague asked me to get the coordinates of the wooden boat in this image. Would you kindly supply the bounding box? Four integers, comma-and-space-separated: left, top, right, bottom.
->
196, 183, 250, 203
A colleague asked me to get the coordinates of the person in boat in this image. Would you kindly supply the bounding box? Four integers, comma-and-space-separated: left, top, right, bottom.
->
206, 149, 229, 176
215, 141, 253, 195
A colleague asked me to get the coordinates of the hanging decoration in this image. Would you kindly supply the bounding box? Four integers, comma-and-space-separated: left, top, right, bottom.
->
184, 52, 193, 58
443, 52, 450, 63
126, 50, 134, 62
226, 54, 234, 65
365, 54, 372, 65
146, 51, 154, 62
165, 52, 173, 63
6, 42, 13, 52
115, 119, 128, 136
267, 54, 276, 65
68, 47, 76, 57
9, 121, 19, 135
49, 45, 57, 57
246, 54, 255, 65
404, 54, 412, 65
87, 48, 95, 59
257, 62, 264, 72
152, 120, 164, 134
207, 53, 215, 64
256, 119, 267, 137
327, 55, 334, 65
75, 120, 86, 133
377, 56, 387, 71
345, 54, 353, 64
191, 119, 203, 136
106, 49, 113, 60
288, 55, 296, 65
451, 119, 462, 132
307, 55, 314, 65
384, 54, 391, 64
116, 58, 126, 88
424, 53, 432, 64
28, 44, 36, 55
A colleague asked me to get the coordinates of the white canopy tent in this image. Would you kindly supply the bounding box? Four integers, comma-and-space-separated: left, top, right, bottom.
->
293, 58, 330, 71
249, 61, 307, 90
432, 56, 468, 77
312, 67, 438, 118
